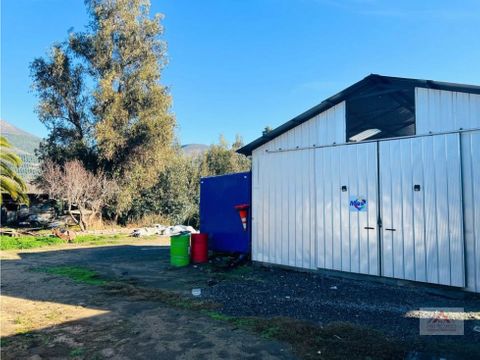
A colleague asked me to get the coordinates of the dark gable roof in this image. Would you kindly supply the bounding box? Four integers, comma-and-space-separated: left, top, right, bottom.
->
237, 74, 480, 156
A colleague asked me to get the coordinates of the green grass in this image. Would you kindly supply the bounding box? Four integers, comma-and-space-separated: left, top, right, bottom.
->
0, 233, 126, 250
38, 266, 108, 285
0, 235, 64, 250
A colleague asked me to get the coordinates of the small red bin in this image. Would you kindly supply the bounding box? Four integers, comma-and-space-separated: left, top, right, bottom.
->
191, 233, 208, 263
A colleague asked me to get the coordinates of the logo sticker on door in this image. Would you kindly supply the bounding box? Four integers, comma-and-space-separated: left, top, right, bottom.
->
349, 196, 367, 212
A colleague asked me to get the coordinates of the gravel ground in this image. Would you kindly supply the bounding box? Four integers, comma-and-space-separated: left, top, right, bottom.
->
202, 264, 480, 342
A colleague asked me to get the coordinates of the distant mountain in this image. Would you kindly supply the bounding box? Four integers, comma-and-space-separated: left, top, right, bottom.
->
181, 143, 208, 157
1, 119, 42, 185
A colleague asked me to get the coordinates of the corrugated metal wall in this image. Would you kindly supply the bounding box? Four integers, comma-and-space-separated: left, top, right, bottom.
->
315, 142, 379, 275
252, 149, 316, 269
415, 87, 480, 135
461, 130, 480, 293
251, 92, 480, 292
251, 100, 345, 269
255, 101, 345, 153
379, 134, 465, 287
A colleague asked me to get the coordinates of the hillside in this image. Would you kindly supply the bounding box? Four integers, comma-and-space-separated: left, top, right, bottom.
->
181, 143, 208, 157
1, 119, 42, 184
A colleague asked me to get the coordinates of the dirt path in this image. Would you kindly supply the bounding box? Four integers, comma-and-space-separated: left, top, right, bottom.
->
1, 239, 295, 360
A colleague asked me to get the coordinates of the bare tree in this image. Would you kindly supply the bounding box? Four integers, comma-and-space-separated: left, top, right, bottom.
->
38, 160, 117, 230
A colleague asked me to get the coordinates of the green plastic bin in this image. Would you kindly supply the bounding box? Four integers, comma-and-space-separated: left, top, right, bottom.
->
170, 233, 190, 267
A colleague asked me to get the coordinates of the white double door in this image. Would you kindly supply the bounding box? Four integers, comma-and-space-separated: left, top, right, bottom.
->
315, 133, 465, 287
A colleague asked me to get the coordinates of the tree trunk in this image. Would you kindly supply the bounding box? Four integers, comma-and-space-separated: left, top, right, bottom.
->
78, 207, 87, 231
67, 203, 80, 226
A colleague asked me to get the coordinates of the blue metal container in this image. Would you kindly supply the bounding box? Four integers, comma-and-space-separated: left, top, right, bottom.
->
200, 172, 251, 254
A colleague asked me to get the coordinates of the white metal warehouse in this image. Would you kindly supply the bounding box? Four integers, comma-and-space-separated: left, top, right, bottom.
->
238, 74, 480, 293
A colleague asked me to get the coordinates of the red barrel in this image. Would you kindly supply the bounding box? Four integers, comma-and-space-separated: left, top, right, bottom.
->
191, 233, 208, 263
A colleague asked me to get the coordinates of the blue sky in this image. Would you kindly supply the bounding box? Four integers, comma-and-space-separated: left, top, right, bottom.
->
1, 0, 480, 146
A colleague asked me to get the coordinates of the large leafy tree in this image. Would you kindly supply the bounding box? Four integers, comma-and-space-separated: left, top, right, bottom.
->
30, 45, 96, 168
72, 0, 175, 212
31, 0, 175, 215
0, 137, 29, 205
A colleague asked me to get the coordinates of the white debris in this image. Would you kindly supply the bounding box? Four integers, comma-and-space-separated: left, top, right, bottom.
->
330, 286, 338, 290
130, 227, 158, 237
130, 224, 198, 237
162, 225, 198, 236
192, 288, 202, 296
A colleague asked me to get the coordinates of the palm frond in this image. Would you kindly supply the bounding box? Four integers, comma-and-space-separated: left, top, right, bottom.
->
0, 136, 29, 205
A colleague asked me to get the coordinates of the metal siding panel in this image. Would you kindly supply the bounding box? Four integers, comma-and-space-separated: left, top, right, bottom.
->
316, 149, 325, 268
324, 149, 334, 269
278, 152, 286, 265
349, 147, 360, 274
288, 151, 296, 267
446, 134, 464, 287
266, 144, 274, 260
310, 144, 317, 269
303, 149, 312, 269
260, 101, 346, 152
255, 151, 265, 262
272, 153, 279, 263
433, 136, 451, 285
315, 142, 379, 275
280, 152, 289, 266
262, 154, 271, 262
401, 141, 415, 281
461, 130, 480, 293
294, 133, 303, 268
336, 102, 346, 144
332, 148, 342, 270
261, 155, 270, 262
260, 152, 266, 263
367, 145, 379, 275
357, 145, 368, 274
258, 152, 265, 263
412, 140, 427, 282
379, 134, 465, 287
423, 137, 440, 284
391, 140, 404, 279
380, 144, 394, 278
253, 147, 315, 268
340, 149, 350, 271
416, 88, 480, 134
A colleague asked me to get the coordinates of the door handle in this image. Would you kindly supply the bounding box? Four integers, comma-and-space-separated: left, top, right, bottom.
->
364, 227, 375, 230
385, 228, 396, 231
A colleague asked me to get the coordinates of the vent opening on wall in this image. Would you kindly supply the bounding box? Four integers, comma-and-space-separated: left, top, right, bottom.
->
346, 77, 416, 142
